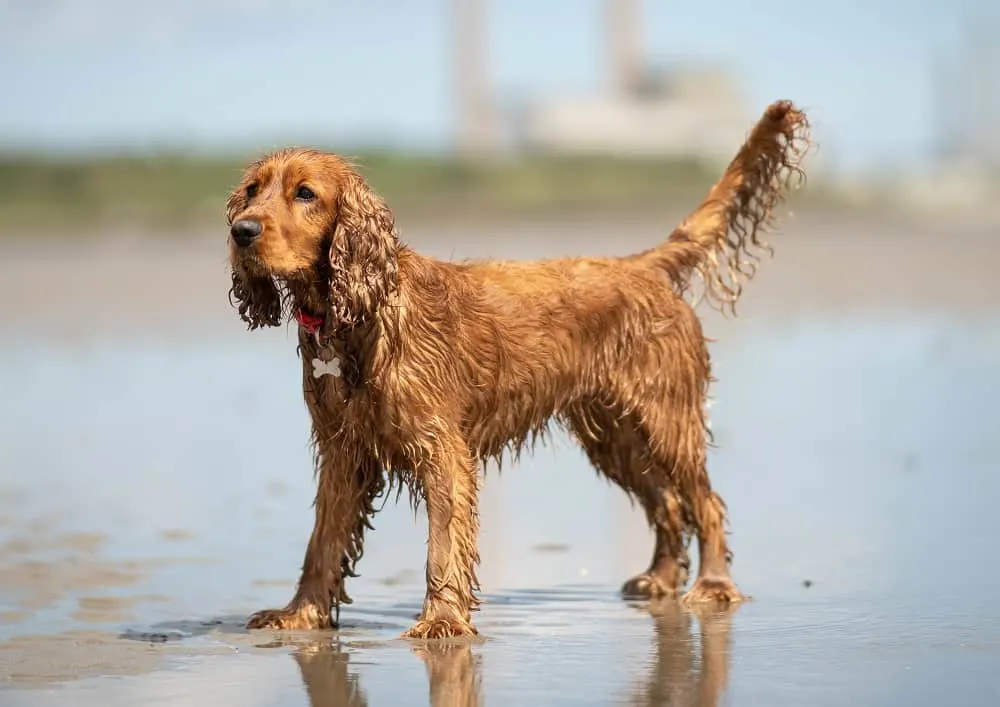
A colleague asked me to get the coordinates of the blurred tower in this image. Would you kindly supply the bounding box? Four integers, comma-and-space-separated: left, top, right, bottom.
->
453, 0, 497, 160
933, 13, 1000, 172
605, 0, 642, 96
931, 52, 962, 164
968, 18, 1000, 171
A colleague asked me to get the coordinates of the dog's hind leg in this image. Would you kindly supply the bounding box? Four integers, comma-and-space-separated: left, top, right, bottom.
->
621, 483, 692, 600
563, 401, 691, 599
634, 374, 745, 605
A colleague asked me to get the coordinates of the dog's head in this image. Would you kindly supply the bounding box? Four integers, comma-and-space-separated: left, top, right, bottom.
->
225, 148, 399, 331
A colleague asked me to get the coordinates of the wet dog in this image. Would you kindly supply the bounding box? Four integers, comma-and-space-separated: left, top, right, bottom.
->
225, 100, 810, 638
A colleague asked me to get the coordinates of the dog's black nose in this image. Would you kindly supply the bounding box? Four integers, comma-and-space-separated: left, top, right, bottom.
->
230, 219, 262, 247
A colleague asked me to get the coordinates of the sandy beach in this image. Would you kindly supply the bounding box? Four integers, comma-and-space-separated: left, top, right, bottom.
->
1, 209, 998, 705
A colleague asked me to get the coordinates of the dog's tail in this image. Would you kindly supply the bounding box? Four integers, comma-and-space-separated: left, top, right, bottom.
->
647, 100, 812, 314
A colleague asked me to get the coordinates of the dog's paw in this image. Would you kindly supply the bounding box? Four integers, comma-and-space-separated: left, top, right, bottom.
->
246, 604, 331, 631
681, 576, 747, 605
402, 617, 478, 640
621, 573, 680, 600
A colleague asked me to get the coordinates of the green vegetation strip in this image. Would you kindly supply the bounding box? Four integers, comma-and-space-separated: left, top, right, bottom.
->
0, 152, 829, 236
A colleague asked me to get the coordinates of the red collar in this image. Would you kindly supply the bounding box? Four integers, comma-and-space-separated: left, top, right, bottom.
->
294, 309, 325, 334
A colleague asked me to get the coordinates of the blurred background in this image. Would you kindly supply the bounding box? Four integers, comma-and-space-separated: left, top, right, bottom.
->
1, 1, 1000, 705
2, 0, 1000, 233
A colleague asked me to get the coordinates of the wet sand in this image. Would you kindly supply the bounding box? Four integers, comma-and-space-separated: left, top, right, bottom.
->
1, 211, 999, 705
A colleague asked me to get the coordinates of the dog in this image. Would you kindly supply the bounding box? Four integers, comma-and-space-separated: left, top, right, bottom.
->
225, 100, 810, 639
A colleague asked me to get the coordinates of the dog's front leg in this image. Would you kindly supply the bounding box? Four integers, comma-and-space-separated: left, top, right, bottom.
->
403, 439, 481, 639
247, 444, 382, 631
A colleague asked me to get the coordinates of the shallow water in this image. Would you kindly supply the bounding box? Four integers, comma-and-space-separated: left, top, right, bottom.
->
1, 306, 999, 705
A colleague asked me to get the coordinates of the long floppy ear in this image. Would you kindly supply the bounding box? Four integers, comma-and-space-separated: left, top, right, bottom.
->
228, 268, 283, 330
327, 170, 399, 327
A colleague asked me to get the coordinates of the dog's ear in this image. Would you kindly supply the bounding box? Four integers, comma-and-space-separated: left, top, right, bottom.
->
328, 170, 399, 327
229, 268, 283, 330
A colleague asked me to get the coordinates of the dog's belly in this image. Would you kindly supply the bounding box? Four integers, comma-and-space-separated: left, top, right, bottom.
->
461, 371, 583, 465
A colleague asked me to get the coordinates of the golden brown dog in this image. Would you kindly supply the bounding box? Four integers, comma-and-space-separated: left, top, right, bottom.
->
226, 100, 810, 639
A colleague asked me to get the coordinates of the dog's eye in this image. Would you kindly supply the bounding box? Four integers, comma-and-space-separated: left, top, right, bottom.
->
246, 183, 258, 199
296, 185, 316, 201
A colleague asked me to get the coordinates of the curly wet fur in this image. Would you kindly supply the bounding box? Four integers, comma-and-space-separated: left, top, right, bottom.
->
226, 101, 811, 637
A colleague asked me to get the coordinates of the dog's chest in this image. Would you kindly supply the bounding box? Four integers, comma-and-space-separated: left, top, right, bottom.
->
298, 332, 423, 469
302, 335, 390, 420
302, 334, 366, 391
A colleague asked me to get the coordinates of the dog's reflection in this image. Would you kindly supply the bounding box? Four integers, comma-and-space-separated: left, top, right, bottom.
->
292, 642, 368, 707
627, 602, 737, 707
291, 638, 483, 707
411, 641, 483, 707
290, 604, 734, 707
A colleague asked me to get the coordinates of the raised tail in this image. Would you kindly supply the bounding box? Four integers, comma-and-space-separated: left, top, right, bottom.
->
650, 100, 812, 314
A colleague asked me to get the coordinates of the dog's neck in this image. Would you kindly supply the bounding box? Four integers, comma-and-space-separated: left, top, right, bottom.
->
285, 255, 404, 390
284, 276, 330, 335
294, 302, 378, 392
288, 280, 372, 380
294, 308, 325, 335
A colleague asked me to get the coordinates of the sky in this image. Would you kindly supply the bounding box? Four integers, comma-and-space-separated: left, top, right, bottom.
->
0, 0, 994, 173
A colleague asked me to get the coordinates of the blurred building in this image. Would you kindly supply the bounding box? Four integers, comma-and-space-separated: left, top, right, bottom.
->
932, 15, 1000, 175
514, 65, 751, 162
880, 13, 1000, 214
452, 0, 751, 163
513, 0, 749, 162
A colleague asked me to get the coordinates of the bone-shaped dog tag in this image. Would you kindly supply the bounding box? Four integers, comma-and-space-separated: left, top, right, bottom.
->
312, 356, 342, 379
